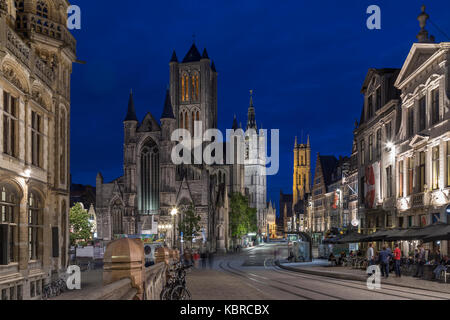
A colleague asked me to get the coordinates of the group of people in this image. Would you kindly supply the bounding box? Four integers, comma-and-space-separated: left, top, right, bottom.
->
365, 243, 450, 280
183, 249, 215, 269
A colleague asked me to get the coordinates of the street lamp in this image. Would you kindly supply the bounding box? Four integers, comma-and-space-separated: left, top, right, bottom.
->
170, 208, 178, 249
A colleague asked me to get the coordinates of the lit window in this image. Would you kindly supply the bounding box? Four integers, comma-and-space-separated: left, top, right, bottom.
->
432, 146, 440, 190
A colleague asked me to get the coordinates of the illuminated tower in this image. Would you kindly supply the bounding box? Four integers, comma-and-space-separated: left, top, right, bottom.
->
293, 135, 311, 205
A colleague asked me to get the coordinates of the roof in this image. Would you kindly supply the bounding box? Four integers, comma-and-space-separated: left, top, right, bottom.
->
124, 91, 138, 122
161, 89, 175, 119
318, 155, 339, 187
182, 43, 202, 63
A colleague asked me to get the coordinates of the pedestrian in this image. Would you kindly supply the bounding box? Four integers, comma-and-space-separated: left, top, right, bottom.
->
367, 243, 375, 266
433, 256, 450, 280
201, 249, 207, 269
414, 245, 425, 278
193, 250, 200, 269
378, 246, 392, 278
393, 243, 402, 277
208, 251, 214, 269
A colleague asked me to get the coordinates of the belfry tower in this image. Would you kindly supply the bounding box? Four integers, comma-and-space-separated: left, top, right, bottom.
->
293, 135, 311, 205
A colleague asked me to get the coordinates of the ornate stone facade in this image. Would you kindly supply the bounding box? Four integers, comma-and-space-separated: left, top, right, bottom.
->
0, 0, 76, 300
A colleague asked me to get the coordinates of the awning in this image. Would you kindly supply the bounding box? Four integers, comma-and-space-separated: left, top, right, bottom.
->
338, 232, 367, 244
421, 224, 450, 242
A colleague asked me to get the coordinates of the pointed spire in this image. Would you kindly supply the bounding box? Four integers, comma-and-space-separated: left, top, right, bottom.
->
247, 90, 257, 130
161, 88, 175, 119
232, 114, 238, 130
307, 135, 310, 147
182, 43, 202, 63
211, 60, 217, 72
202, 48, 209, 59
294, 136, 298, 147
124, 90, 138, 122
170, 50, 178, 63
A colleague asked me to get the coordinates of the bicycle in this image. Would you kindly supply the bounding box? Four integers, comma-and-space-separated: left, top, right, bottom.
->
161, 264, 192, 300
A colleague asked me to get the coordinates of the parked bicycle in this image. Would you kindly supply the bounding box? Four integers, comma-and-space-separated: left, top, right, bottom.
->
161, 263, 192, 300
42, 276, 68, 300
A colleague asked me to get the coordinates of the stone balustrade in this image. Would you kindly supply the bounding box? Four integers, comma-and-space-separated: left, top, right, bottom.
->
0, 18, 56, 88
84, 238, 171, 300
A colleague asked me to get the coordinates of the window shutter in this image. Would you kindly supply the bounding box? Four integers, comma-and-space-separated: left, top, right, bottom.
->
52, 227, 59, 258
0, 224, 9, 265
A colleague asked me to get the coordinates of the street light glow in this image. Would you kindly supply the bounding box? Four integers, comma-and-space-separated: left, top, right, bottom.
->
171, 208, 178, 216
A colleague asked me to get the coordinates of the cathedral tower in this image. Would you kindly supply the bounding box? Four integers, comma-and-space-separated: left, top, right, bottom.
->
293, 135, 311, 205
169, 43, 218, 141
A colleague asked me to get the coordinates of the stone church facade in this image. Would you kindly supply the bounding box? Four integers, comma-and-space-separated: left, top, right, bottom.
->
0, 0, 76, 300
96, 44, 273, 252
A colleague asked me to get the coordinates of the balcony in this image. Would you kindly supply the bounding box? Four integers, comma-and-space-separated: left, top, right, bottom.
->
1, 23, 55, 88
15, 13, 76, 56
412, 192, 425, 208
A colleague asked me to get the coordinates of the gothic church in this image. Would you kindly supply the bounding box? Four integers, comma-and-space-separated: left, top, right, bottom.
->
96, 44, 275, 252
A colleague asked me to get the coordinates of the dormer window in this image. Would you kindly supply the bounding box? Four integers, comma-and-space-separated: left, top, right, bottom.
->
367, 95, 373, 119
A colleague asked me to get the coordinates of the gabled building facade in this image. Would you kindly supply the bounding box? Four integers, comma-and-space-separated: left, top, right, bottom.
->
394, 7, 450, 255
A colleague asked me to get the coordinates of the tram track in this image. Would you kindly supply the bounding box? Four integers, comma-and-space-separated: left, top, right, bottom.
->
269, 262, 448, 300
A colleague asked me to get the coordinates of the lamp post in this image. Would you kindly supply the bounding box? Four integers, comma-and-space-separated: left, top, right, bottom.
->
170, 208, 178, 249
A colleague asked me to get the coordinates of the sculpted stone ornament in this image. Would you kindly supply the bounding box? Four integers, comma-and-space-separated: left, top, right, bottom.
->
0, 0, 7, 17
2, 65, 25, 91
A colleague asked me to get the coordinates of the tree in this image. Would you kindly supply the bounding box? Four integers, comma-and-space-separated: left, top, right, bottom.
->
178, 203, 201, 249
69, 203, 92, 246
229, 193, 257, 244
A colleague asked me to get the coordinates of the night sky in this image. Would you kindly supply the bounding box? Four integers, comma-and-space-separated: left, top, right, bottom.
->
70, 0, 450, 214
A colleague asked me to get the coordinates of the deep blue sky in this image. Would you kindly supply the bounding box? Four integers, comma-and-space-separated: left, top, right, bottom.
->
70, 0, 450, 213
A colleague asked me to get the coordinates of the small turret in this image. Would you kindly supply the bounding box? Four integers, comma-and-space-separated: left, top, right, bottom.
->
124, 90, 138, 122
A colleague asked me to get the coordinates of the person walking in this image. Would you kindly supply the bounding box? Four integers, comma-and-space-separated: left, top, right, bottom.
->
378, 246, 392, 278
414, 245, 425, 278
201, 249, 207, 270
208, 251, 214, 269
367, 243, 375, 266
393, 243, 402, 277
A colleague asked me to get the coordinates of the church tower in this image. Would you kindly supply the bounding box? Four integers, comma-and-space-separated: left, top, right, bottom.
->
293, 135, 311, 205
169, 43, 218, 142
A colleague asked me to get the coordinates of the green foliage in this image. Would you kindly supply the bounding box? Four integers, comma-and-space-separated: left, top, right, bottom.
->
178, 203, 201, 247
229, 192, 257, 239
69, 203, 92, 246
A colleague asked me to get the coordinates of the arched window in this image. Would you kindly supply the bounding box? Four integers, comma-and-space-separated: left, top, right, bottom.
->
111, 200, 123, 236
191, 73, 199, 101
181, 74, 189, 102
179, 111, 184, 129
140, 139, 160, 215
191, 111, 195, 136
0, 184, 19, 263
184, 111, 188, 131
28, 191, 43, 261
60, 109, 66, 184
36, 0, 49, 18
